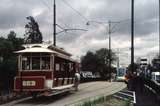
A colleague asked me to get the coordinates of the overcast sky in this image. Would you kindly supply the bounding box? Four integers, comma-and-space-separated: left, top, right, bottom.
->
0, 0, 159, 66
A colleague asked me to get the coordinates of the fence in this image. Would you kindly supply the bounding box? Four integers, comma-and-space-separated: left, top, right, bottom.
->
143, 77, 160, 95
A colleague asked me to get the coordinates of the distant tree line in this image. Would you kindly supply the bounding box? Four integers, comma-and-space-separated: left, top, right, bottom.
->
81, 48, 117, 79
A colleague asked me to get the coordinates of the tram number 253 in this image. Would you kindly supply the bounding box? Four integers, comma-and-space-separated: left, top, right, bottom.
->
22, 80, 36, 86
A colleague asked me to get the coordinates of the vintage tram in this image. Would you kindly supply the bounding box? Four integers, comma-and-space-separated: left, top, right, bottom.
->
14, 44, 79, 97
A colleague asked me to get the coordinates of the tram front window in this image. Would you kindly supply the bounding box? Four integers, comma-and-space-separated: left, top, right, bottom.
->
22, 54, 51, 71
42, 57, 50, 70
22, 57, 30, 70
32, 57, 40, 70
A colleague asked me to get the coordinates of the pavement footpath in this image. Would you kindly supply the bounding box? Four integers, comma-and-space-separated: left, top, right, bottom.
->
130, 77, 160, 106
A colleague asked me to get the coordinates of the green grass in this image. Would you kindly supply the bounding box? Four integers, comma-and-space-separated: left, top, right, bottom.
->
95, 97, 131, 106
74, 96, 132, 106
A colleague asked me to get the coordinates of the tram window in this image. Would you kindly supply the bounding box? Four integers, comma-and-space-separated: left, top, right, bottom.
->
61, 63, 65, 71
69, 63, 73, 71
55, 63, 60, 71
42, 57, 50, 70
22, 57, 30, 70
32, 57, 40, 70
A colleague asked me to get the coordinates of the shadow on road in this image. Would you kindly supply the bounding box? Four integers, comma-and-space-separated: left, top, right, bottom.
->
16, 91, 73, 105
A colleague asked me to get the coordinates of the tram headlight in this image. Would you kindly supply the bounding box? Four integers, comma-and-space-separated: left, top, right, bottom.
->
45, 80, 53, 89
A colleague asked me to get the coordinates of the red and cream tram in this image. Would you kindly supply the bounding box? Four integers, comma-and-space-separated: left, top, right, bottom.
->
14, 44, 79, 97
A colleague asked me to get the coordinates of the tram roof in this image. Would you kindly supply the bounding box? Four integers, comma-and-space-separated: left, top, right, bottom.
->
15, 47, 55, 53
15, 43, 72, 56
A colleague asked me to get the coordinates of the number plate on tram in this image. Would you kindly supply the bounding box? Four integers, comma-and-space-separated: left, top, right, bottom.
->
22, 81, 36, 86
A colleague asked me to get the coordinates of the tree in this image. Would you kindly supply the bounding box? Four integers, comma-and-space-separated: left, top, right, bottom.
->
24, 16, 43, 44
7, 31, 24, 51
96, 48, 117, 64
127, 63, 140, 73
81, 51, 98, 73
81, 48, 117, 79
95, 48, 117, 78
0, 37, 13, 59
0, 31, 24, 90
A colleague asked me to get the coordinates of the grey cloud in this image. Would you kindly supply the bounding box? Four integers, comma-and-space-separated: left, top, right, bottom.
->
0, 0, 159, 63
0, 0, 48, 29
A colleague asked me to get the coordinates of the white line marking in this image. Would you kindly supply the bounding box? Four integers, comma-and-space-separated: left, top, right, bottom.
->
133, 91, 136, 104
118, 91, 133, 98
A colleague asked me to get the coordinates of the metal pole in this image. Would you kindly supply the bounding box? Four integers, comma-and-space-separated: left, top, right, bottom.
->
159, 0, 160, 58
108, 21, 111, 81
53, 0, 56, 46
131, 0, 134, 73
117, 49, 120, 69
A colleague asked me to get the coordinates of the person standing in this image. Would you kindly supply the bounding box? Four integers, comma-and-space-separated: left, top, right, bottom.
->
74, 71, 80, 91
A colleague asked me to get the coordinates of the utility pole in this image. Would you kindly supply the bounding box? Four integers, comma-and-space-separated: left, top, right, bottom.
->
86, 20, 120, 81
108, 20, 121, 81
108, 21, 111, 82
53, 0, 56, 46
117, 48, 120, 69
158, 0, 160, 58
131, 0, 134, 73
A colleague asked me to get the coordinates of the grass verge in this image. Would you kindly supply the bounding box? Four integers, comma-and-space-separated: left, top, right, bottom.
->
74, 96, 132, 106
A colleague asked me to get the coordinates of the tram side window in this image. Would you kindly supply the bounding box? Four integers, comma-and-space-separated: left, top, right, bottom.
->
55, 63, 60, 71
32, 57, 40, 70
42, 57, 50, 70
69, 63, 73, 71
22, 57, 30, 70
61, 63, 65, 71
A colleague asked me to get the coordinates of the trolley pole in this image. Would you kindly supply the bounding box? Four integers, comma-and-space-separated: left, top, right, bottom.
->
131, 0, 134, 73
53, 0, 56, 46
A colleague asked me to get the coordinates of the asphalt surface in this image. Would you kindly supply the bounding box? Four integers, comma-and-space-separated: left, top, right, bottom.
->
1, 81, 126, 106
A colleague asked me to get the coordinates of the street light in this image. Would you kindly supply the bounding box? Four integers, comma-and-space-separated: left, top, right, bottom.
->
86, 20, 120, 81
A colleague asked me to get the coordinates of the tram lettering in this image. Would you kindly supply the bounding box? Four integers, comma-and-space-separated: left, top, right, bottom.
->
22, 81, 36, 86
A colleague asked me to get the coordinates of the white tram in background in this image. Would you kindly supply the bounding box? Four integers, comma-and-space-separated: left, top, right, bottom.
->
116, 67, 126, 81
14, 44, 79, 97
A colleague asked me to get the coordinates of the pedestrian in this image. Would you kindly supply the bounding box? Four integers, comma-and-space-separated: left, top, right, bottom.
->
74, 71, 80, 91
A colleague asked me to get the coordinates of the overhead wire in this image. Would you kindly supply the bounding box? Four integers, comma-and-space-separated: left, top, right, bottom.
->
40, 0, 89, 25
61, 0, 89, 22
39, 0, 88, 37
40, 0, 52, 10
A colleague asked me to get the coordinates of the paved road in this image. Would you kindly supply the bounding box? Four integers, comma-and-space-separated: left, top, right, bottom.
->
3, 81, 126, 106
